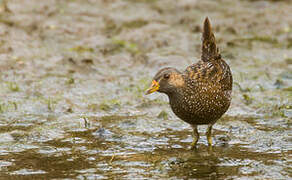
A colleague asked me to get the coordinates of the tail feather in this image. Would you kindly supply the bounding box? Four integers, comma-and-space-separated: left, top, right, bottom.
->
201, 17, 220, 62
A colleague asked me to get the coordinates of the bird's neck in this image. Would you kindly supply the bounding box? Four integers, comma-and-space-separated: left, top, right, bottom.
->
167, 87, 185, 103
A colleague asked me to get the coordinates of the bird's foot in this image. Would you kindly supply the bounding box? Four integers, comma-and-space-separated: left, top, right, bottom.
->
206, 124, 213, 146
190, 125, 199, 150
190, 140, 198, 150
190, 134, 199, 150
207, 134, 213, 146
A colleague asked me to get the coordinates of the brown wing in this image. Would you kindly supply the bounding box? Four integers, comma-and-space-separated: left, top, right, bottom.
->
184, 17, 232, 91
184, 59, 232, 91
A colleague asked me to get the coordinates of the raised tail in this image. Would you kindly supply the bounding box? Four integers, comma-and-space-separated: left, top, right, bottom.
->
201, 17, 220, 62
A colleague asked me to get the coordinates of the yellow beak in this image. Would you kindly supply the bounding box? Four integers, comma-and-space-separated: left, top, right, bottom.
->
145, 80, 160, 95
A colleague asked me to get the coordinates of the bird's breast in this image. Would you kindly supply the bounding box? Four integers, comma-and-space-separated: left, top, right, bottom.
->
168, 88, 231, 125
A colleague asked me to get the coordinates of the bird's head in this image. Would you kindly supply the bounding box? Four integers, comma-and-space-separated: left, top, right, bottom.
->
145, 67, 184, 95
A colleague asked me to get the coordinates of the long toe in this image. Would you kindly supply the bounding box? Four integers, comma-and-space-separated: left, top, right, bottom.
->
190, 125, 199, 149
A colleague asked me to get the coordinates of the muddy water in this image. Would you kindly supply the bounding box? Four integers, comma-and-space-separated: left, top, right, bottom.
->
0, 0, 291, 179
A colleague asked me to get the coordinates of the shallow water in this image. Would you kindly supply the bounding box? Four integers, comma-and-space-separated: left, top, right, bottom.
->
0, 0, 291, 179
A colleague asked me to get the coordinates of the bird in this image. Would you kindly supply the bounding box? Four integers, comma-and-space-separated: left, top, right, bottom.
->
145, 17, 232, 149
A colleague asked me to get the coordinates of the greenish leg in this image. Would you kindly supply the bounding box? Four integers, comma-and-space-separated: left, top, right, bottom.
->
190, 125, 199, 149
206, 124, 213, 146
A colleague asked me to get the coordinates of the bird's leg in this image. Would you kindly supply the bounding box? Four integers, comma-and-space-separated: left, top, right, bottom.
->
190, 125, 199, 149
206, 124, 213, 146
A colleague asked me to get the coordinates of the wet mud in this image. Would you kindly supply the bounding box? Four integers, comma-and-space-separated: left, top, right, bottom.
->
0, 0, 291, 179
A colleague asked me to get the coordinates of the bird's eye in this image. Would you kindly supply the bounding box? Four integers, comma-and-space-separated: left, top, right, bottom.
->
164, 74, 170, 79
